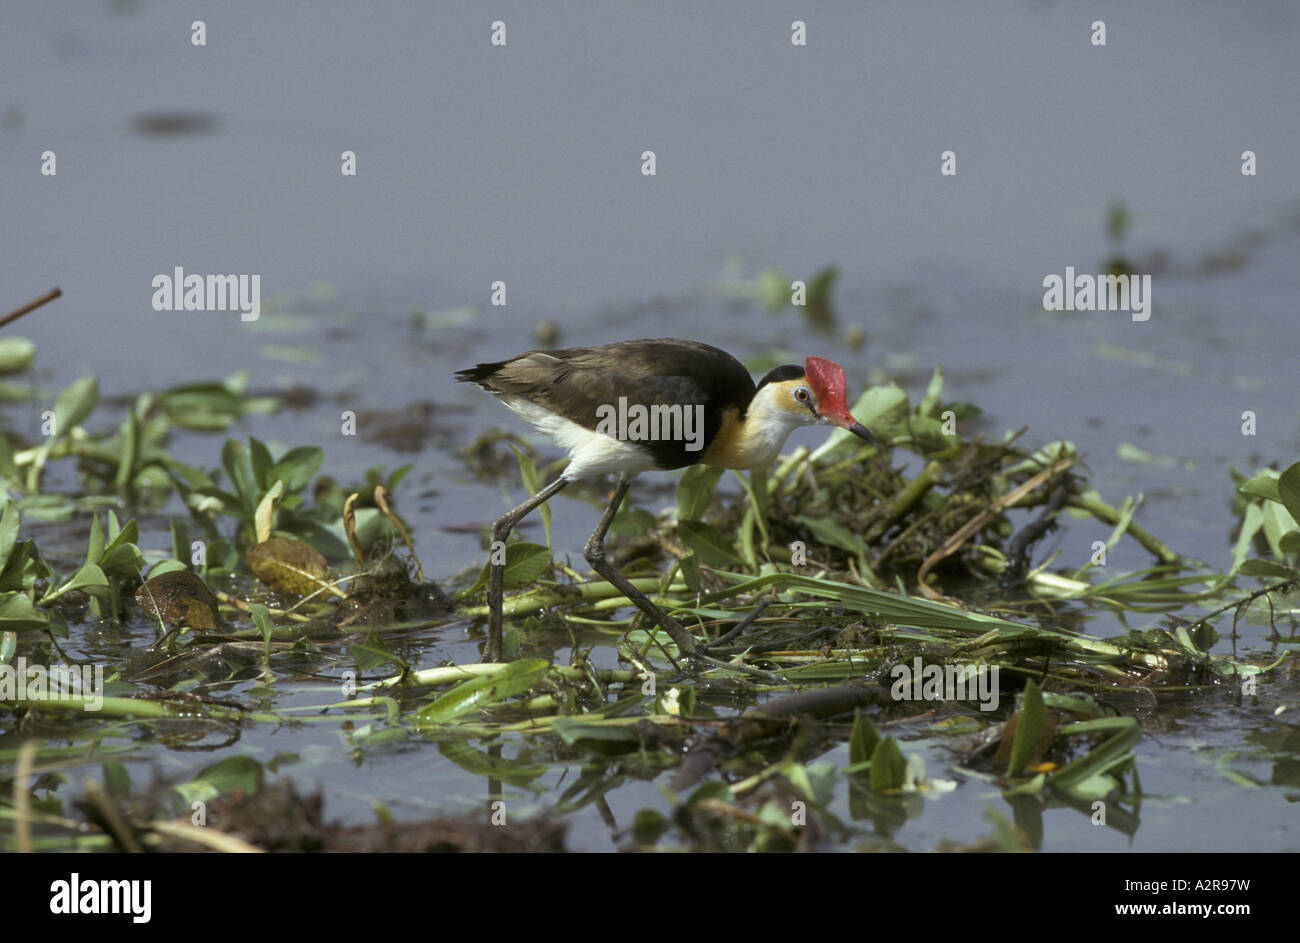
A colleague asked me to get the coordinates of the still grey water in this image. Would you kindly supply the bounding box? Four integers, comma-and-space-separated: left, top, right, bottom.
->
2, 1, 1297, 851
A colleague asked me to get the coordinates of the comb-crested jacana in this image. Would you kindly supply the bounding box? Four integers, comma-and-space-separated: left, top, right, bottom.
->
456, 338, 874, 663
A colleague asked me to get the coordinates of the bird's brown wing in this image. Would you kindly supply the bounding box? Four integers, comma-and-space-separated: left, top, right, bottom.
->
456, 339, 757, 469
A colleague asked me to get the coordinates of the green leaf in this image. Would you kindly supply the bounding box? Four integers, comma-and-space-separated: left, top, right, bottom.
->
352, 629, 407, 673
1231, 503, 1265, 573
730, 471, 769, 567
756, 800, 796, 834
1116, 442, 1181, 467
0, 337, 36, 374
551, 717, 640, 755
114, 408, 140, 496
383, 464, 413, 491
1238, 475, 1280, 503
685, 780, 733, 807
0, 593, 49, 632
158, 375, 274, 430
918, 366, 944, 418
806, 265, 838, 309
631, 808, 667, 844
1046, 718, 1140, 794
1260, 501, 1299, 558
1278, 462, 1300, 525
1280, 532, 1300, 557
279, 518, 351, 562
510, 443, 539, 497
985, 807, 1031, 853
501, 626, 521, 661
677, 464, 725, 522
735, 511, 757, 569
248, 602, 274, 648
869, 736, 907, 791
51, 375, 99, 439
25, 376, 97, 490
175, 756, 264, 804
144, 559, 189, 580
0, 501, 21, 574
0, 539, 46, 594
854, 384, 910, 429
1189, 620, 1219, 652
509, 446, 550, 547
170, 519, 191, 566
613, 506, 656, 539
785, 761, 817, 803
801, 760, 839, 807
758, 267, 791, 311
0, 433, 17, 485
271, 446, 324, 493
438, 740, 547, 786
849, 709, 880, 766
503, 542, 552, 590
59, 563, 112, 599
97, 517, 141, 576
413, 659, 550, 725
785, 760, 837, 807
793, 514, 865, 555
1059, 771, 1118, 801
1007, 679, 1046, 777
249, 437, 274, 492
677, 519, 744, 567
221, 439, 259, 517
26, 377, 97, 489
86, 512, 105, 564
1237, 558, 1298, 580
102, 758, 131, 797
679, 551, 700, 593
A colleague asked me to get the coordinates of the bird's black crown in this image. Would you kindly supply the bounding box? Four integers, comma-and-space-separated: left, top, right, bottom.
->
755, 364, 805, 390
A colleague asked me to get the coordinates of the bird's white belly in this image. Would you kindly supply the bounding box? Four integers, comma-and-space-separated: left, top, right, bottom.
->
500, 395, 659, 481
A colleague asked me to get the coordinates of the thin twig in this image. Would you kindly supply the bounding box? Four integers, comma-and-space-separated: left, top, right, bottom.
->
147, 819, 265, 853
702, 599, 772, 649
917, 456, 1077, 600
83, 780, 144, 853
0, 287, 61, 329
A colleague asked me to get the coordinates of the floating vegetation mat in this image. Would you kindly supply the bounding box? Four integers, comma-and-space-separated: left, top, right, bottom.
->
1, 343, 1297, 852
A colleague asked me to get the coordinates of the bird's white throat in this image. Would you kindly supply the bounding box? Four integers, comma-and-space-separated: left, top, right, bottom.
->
721, 382, 818, 470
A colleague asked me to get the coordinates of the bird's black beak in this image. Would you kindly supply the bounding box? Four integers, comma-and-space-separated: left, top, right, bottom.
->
847, 421, 875, 443
820, 411, 876, 444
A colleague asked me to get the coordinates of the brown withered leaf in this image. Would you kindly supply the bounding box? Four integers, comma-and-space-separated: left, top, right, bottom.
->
135, 569, 222, 631
245, 537, 337, 597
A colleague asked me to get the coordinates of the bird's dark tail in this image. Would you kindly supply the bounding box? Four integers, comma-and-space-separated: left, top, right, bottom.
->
454, 362, 505, 387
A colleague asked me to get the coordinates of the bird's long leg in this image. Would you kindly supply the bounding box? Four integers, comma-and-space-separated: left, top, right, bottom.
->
487, 476, 569, 661
582, 474, 781, 681
582, 472, 700, 657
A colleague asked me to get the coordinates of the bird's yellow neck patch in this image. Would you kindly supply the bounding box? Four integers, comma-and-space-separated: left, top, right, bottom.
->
700, 381, 816, 470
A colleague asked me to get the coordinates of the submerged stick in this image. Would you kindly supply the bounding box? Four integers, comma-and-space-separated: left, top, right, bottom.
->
917, 456, 1076, 599
1068, 492, 1179, 565
674, 683, 894, 788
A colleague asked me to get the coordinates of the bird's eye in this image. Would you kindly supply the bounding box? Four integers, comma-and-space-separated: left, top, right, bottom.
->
794, 387, 810, 403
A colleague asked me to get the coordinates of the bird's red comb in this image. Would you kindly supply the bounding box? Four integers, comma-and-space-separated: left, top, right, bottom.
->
804, 356, 872, 443
804, 356, 850, 418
